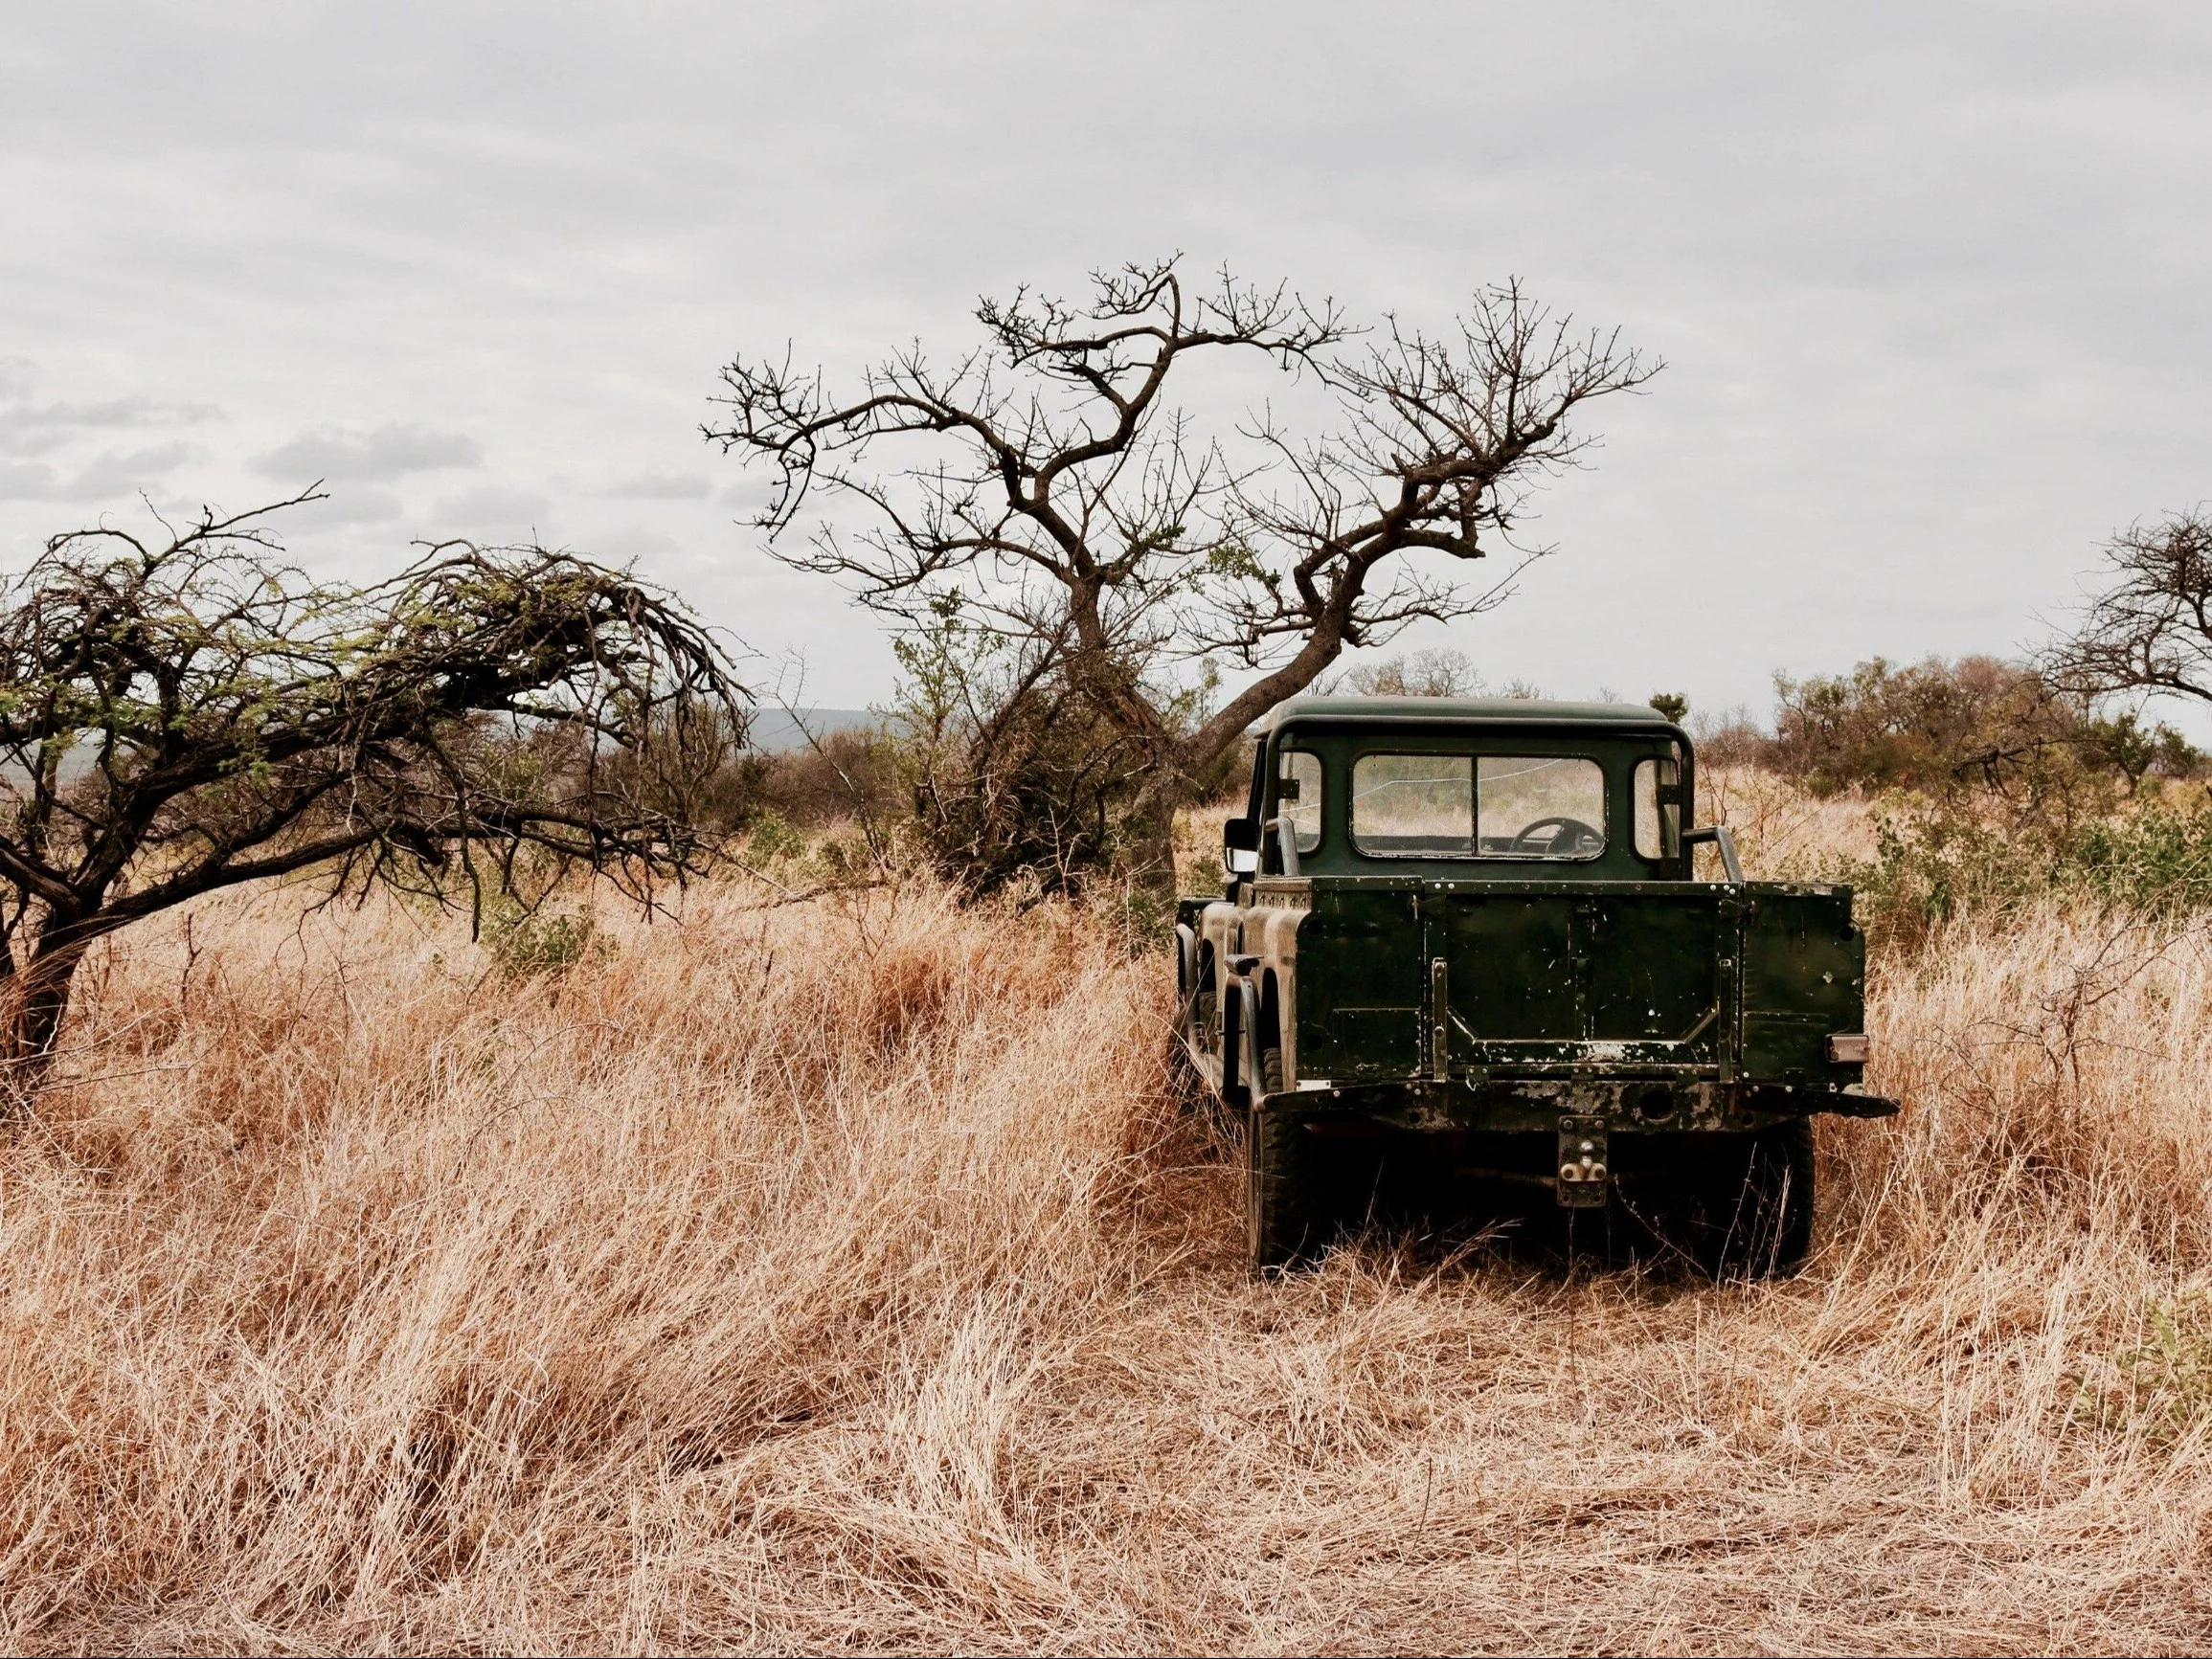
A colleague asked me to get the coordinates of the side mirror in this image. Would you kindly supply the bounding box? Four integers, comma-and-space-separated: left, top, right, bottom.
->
1224, 817, 1260, 875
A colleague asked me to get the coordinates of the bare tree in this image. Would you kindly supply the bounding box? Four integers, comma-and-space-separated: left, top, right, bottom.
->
2049, 509, 2212, 706
1323, 646, 1486, 698
0, 491, 746, 1092
706, 258, 1655, 896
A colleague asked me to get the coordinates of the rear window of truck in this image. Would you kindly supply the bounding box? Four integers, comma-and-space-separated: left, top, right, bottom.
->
1349, 753, 1607, 860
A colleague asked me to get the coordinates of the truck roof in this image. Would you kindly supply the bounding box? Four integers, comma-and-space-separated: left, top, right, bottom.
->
1262, 694, 1673, 731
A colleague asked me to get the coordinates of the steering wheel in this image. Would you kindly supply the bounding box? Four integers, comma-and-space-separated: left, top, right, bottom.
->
1508, 816, 1604, 857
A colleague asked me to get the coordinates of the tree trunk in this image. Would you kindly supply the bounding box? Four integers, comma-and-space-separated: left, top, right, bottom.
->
1126, 769, 1185, 913
1, 930, 93, 1101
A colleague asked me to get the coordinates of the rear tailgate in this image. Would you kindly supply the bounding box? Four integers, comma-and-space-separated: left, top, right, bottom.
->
1294, 879, 1865, 1086
1431, 883, 1729, 1074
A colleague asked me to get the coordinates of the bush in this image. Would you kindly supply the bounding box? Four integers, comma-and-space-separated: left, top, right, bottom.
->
1850, 790, 2212, 947
881, 603, 1222, 900
737, 811, 808, 866
752, 727, 904, 829
2076, 1290, 2212, 1444
1776, 656, 2069, 796
484, 906, 612, 978
1764, 656, 2200, 810
905, 678, 1156, 897
1322, 647, 1484, 697
1686, 706, 1772, 769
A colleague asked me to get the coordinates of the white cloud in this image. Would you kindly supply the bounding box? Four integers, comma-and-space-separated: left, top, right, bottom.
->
67, 441, 199, 499
593, 526, 684, 562
287, 488, 404, 527
3, 428, 76, 460
602, 472, 711, 500
3, 4, 2210, 713
0, 460, 60, 500
252, 423, 483, 484
0, 396, 222, 444
0, 441, 197, 500
429, 484, 552, 532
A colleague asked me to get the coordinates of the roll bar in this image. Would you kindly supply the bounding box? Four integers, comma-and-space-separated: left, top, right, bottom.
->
1682, 824, 1744, 885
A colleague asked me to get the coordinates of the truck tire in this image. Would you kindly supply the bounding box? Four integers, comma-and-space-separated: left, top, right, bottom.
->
1246, 1106, 1325, 1273
1687, 1118, 1816, 1279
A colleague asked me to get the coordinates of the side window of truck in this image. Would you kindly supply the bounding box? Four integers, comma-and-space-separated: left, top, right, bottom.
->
1633, 755, 1682, 863
1277, 750, 1323, 851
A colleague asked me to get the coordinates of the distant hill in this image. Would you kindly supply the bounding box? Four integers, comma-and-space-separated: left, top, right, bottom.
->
744, 707, 878, 752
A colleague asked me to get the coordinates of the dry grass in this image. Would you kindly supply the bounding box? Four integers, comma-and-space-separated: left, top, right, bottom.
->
7, 791, 2212, 1654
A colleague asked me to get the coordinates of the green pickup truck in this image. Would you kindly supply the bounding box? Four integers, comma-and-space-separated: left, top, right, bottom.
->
1174, 696, 1896, 1275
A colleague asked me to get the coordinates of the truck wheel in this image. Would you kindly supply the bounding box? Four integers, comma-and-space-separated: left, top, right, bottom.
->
1260, 1046, 1285, 1097
1246, 1107, 1325, 1273
1689, 1119, 1816, 1279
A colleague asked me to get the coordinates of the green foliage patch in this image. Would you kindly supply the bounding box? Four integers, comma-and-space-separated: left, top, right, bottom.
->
2074, 1290, 2212, 1444
484, 906, 613, 979
1851, 792, 2212, 945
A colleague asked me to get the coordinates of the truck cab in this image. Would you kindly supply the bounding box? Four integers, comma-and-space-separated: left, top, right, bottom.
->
1173, 696, 1895, 1274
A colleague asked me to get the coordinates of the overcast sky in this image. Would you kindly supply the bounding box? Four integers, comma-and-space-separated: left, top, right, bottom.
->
5, 3, 2209, 724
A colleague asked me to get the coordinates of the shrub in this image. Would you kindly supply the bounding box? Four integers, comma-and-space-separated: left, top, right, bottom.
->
1766, 656, 2200, 809
738, 811, 808, 866
752, 727, 905, 829
2076, 1290, 2212, 1444
484, 907, 612, 978
881, 604, 1222, 900
1687, 706, 1772, 769
1322, 647, 1485, 698
1850, 791, 2212, 946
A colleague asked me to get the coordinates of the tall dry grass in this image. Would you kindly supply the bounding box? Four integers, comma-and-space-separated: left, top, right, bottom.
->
5, 796, 2212, 1653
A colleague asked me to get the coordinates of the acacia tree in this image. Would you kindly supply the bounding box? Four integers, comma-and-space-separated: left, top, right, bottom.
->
0, 491, 745, 1090
2049, 510, 2212, 706
706, 258, 1655, 896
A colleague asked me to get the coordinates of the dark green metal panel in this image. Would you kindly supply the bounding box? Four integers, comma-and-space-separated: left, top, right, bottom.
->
1329, 1008, 1423, 1070
1264, 877, 1864, 1088
1295, 886, 1426, 1078
1423, 888, 1725, 1060
1433, 892, 1578, 1040
1584, 893, 1723, 1042
1740, 888, 1864, 1084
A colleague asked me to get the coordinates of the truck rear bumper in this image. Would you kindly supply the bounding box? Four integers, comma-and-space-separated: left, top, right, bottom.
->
1263, 1074, 1897, 1134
